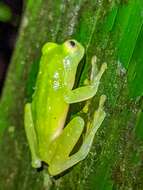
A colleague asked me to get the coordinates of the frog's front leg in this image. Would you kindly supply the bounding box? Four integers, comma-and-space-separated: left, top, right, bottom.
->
64, 57, 107, 104
24, 103, 41, 168
49, 95, 106, 176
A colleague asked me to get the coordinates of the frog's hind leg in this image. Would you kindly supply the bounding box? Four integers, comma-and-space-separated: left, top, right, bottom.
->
48, 116, 84, 174
49, 116, 84, 162
49, 95, 106, 176
24, 103, 41, 168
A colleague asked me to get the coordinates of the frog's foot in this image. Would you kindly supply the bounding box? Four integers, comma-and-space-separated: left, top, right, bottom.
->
48, 95, 106, 176
32, 159, 42, 168
90, 55, 99, 82
24, 103, 41, 169
87, 95, 106, 134
64, 56, 107, 104
90, 56, 107, 87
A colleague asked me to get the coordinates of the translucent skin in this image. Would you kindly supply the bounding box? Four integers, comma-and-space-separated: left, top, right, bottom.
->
24, 39, 107, 176
31, 40, 84, 162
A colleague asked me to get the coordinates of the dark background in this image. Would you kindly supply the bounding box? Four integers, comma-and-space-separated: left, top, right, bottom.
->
0, 0, 23, 94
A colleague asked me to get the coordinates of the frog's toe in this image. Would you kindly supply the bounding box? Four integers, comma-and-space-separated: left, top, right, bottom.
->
32, 159, 41, 168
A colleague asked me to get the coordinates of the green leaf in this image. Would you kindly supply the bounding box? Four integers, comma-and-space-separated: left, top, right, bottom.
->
0, 0, 143, 189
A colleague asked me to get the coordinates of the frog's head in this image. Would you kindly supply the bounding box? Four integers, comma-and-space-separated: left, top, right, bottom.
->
62, 40, 85, 88
62, 39, 85, 67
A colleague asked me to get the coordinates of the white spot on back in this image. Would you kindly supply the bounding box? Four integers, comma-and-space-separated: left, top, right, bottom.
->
63, 57, 71, 69
54, 72, 59, 79
53, 81, 60, 90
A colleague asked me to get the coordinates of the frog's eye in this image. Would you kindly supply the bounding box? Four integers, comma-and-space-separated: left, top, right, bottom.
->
64, 40, 78, 52
63, 39, 85, 61
69, 40, 76, 48
64, 39, 84, 55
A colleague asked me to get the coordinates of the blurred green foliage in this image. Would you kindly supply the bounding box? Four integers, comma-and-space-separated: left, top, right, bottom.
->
0, 2, 12, 22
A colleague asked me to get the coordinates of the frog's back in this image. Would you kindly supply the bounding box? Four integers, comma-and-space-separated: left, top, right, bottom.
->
31, 47, 69, 145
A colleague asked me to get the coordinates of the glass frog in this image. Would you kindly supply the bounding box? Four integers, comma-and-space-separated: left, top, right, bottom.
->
24, 39, 107, 176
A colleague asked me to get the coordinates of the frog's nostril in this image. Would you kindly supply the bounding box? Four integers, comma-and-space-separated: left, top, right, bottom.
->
69, 40, 76, 47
